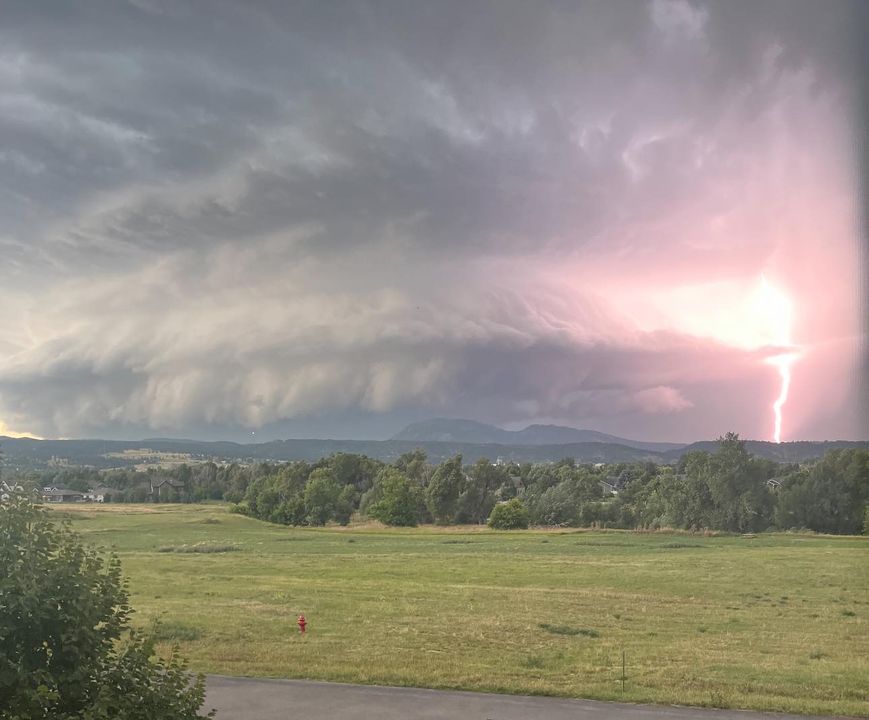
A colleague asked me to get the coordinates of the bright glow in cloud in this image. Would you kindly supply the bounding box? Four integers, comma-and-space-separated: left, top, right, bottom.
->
755, 276, 793, 349
603, 273, 806, 442
0, 420, 41, 439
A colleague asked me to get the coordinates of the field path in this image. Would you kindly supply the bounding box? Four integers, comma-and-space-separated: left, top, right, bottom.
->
204, 675, 838, 720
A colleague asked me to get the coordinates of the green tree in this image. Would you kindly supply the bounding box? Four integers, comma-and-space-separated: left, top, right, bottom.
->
394, 449, 428, 482
488, 498, 529, 529
326, 453, 382, 493
367, 468, 420, 526
701, 433, 773, 532
303, 468, 342, 526
531, 480, 581, 526
634, 466, 712, 530
0, 496, 212, 719
455, 458, 504, 524
222, 463, 249, 504
334, 484, 357, 526
775, 449, 869, 534
425, 455, 466, 524
526, 466, 601, 526
242, 462, 310, 525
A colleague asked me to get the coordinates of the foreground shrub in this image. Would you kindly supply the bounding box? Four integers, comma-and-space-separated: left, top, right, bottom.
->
488, 498, 530, 529
0, 496, 213, 719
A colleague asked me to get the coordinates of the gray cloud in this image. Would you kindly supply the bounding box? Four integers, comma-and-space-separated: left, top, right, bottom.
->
0, 0, 864, 441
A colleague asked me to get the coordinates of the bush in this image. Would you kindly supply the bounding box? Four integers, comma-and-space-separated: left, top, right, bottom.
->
488, 498, 529, 529
0, 496, 213, 719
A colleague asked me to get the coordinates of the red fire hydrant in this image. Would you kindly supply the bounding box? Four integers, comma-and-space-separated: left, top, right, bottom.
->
297, 614, 307, 634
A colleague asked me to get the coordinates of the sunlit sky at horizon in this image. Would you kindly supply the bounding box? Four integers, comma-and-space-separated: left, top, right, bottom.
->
0, 0, 866, 443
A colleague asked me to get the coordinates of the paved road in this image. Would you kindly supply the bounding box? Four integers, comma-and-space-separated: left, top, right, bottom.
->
204, 676, 836, 720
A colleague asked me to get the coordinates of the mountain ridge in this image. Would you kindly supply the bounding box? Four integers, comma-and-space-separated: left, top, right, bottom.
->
4, 434, 867, 472
390, 418, 686, 452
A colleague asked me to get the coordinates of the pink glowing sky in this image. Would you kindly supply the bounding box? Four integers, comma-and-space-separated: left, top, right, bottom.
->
0, 0, 865, 442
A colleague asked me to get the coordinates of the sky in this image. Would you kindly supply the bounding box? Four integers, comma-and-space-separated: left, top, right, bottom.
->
0, 0, 866, 443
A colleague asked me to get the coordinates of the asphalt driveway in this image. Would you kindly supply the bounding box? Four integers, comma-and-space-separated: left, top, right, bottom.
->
204, 676, 837, 720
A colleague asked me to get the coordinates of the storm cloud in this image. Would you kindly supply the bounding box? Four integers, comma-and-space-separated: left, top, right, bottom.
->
0, 0, 865, 441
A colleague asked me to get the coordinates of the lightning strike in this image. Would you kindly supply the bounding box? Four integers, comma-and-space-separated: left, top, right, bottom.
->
757, 276, 799, 443
767, 353, 797, 444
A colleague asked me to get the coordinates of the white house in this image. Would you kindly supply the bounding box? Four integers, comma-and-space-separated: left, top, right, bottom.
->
85, 486, 113, 502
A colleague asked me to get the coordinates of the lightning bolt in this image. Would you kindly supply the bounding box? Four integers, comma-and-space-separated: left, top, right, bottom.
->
758, 276, 799, 443
768, 353, 796, 444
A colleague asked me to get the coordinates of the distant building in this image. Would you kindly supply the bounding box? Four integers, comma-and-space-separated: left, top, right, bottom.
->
149, 476, 186, 500
85, 486, 113, 503
508, 474, 523, 492
599, 479, 618, 496
41, 487, 85, 503
598, 475, 625, 496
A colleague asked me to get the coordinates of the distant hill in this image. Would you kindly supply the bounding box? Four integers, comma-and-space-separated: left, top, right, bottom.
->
3, 434, 865, 472
391, 418, 685, 452
0, 435, 659, 469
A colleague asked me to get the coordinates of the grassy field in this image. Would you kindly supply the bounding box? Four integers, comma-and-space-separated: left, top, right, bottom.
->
51, 503, 868, 717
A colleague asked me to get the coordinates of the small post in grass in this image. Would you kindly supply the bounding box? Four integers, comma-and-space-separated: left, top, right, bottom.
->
621, 650, 626, 692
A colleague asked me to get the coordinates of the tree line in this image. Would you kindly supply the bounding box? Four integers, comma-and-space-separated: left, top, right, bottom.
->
6, 434, 868, 534
237, 435, 868, 534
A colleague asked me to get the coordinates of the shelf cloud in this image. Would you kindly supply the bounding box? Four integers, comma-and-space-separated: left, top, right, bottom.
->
0, 0, 865, 441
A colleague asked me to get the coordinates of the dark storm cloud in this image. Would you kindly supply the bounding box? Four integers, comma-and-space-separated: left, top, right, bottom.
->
0, 0, 762, 255
0, 0, 864, 440
0, 2, 841, 249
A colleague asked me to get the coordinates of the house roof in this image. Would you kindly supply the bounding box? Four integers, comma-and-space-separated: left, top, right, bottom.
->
150, 477, 185, 488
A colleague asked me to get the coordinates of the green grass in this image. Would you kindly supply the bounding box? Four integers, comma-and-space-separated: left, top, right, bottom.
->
538, 623, 600, 637
53, 504, 869, 716
156, 542, 241, 553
